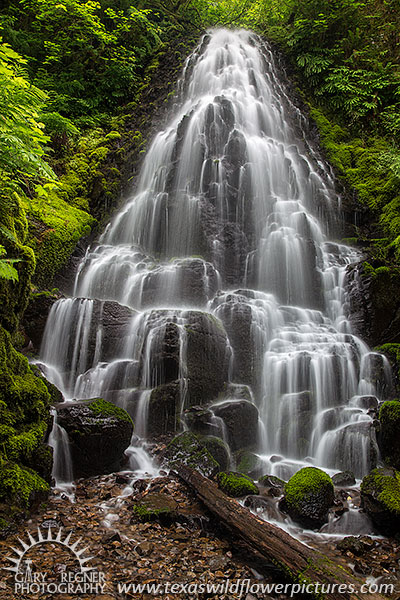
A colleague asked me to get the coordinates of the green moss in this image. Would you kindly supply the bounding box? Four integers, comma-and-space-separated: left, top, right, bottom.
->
217, 471, 258, 497
132, 493, 177, 523
0, 460, 49, 508
361, 468, 400, 514
378, 400, 400, 469
88, 398, 133, 424
285, 467, 333, 510
0, 326, 52, 512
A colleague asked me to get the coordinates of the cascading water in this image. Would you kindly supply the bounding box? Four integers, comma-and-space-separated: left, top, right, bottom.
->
39, 29, 392, 501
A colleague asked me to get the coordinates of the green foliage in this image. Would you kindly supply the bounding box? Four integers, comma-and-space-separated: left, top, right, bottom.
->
217, 471, 259, 497
284, 467, 333, 510
0, 245, 20, 281
88, 398, 133, 424
361, 468, 400, 514
0, 459, 49, 507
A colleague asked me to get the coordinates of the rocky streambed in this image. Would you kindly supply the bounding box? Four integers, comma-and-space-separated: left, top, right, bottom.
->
0, 464, 399, 600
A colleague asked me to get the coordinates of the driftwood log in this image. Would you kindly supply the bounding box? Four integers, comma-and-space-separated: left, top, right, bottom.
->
176, 465, 388, 600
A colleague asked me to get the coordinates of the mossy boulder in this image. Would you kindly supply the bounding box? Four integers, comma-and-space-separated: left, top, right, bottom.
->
57, 398, 133, 478
217, 471, 258, 498
281, 467, 334, 529
360, 467, 400, 535
198, 435, 230, 471
163, 431, 219, 478
378, 401, 400, 470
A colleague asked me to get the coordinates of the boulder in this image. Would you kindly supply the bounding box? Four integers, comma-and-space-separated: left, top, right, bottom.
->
57, 398, 133, 478
132, 493, 179, 524
217, 471, 259, 498
378, 400, 400, 470
332, 471, 356, 487
235, 450, 263, 478
182, 406, 219, 436
163, 431, 219, 478
212, 399, 259, 451
258, 474, 285, 497
198, 435, 230, 471
281, 467, 334, 529
360, 467, 400, 535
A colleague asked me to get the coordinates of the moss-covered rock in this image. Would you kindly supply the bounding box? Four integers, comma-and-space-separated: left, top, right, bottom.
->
217, 471, 259, 498
282, 467, 334, 529
378, 400, 400, 470
198, 435, 230, 471
0, 326, 52, 519
163, 431, 219, 478
132, 493, 178, 524
361, 467, 400, 535
212, 399, 259, 451
57, 398, 133, 478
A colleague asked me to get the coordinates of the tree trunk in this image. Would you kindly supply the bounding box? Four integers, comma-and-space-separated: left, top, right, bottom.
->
175, 465, 386, 600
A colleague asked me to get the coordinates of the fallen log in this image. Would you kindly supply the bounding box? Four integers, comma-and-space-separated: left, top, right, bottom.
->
175, 465, 387, 600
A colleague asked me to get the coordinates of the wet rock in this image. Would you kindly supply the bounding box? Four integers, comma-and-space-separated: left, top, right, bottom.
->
258, 475, 285, 497
198, 435, 230, 471
235, 451, 263, 478
212, 400, 259, 451
217, 471, 258, 498
147, 382, 181, 437
163, 431, 219, 478
140, 258, 220, 308
378, 400, 400, 470
332, 471, 356, 487
23, 290, 63, 351
347, 261, 400, 348
281, 467, 334, 529
57, 398, 133, 478
361, 467, 400, 535
337, 535, 374, 556
244, 495, 271, 511
182, 405, 219, 436
184, 311, 231, 406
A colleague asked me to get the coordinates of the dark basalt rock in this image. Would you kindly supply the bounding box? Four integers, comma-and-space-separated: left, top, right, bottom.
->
337, 535, 375, 556
378, 400, 400, 470
57, 398, 133, 478
139, 258, 220, 308
22, 290, 63, 351
147, 382, 181, 437
347, 261, 400, 347
361, 467, 400, 535
281, 467, 335, 529
332, 471, 356, 487
182, 406, 219, 436
212, 399, 259, 451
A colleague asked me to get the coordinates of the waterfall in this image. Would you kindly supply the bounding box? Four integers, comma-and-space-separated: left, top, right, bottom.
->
40, 28, 391, 485
48, 409, 75, 499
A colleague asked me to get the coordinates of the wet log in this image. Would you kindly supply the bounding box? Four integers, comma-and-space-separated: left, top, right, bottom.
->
176, 465, 385, 600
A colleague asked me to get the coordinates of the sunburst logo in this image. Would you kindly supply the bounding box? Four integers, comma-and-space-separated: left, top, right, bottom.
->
3, 526, 107, 596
